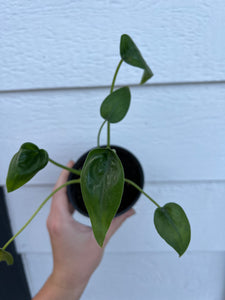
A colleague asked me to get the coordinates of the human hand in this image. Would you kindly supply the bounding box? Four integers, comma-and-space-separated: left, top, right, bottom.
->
45, 161, 135, 298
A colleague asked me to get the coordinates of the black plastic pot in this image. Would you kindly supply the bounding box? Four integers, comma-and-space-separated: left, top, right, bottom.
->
67, 145, 144, 217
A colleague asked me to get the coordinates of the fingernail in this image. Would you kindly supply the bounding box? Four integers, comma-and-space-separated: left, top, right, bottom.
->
127, 209, 136, 217
68, 160, 75, 167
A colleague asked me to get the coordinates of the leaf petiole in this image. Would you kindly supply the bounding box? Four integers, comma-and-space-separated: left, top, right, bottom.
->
2, 179, 80, 251
107, 122, 111, 148
49, 158, 81, 176
97, 120, 107, 147
110, 59, 123, 93
106, 59, 123, 148
125, 178, 161, 208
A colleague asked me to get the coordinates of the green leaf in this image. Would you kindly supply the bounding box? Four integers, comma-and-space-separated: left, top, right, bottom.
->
100, 87, 131, 123
6, 142, 49, 192
80, 148, 124, 246
154, 203, 191, 256
0, 249, 14, 265
120, 34, 153, 84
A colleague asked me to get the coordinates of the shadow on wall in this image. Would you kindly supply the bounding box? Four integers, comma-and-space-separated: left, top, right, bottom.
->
222, 262, 225, 300
0, 187, 31, 300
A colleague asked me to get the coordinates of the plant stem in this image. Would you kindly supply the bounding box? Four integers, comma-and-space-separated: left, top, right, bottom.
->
49, 158, 81, 176
107, 122, 110, 148
97, 120, 107, 147
110, 59, 123, 93
2, 179, 80, 251
125, 178, 161, 208
106, 59, 123, 148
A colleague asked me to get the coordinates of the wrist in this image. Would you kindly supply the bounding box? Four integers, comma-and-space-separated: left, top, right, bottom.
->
49, 270, 89, 296
33, 273, 87, 300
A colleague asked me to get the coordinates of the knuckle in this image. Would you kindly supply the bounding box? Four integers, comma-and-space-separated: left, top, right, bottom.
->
46, 216, 62, 237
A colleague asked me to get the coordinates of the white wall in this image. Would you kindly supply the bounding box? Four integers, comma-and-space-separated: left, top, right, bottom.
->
1, 1, 225, 299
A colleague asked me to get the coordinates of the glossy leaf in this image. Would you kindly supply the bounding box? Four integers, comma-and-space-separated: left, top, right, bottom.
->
6, 142, 49, 192
120, 34, 153, 84
154, 203, 191, 256
0, 249, 14, 265
80, 148, 124, 246
100, 87, 131, 123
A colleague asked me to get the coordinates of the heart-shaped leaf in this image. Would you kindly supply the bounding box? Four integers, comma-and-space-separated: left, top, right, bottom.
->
120, 34, 153, 84
0, 249, 14, 265
80, 148, 124, 246
100, 87, 131, 123
154, 203, 191, 256
6, 142, 49, 192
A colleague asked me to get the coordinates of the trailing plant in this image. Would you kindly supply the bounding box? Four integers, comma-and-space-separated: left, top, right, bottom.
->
0, 34, 191, 265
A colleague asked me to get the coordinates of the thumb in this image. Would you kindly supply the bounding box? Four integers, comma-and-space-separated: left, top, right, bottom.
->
104, 209, 136, 246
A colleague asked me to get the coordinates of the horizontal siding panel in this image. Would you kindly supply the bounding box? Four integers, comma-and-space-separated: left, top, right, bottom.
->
1, 0, 225, 90
5, 181, 225, 253
0, 83, 224, 184
23, 252, 225, 300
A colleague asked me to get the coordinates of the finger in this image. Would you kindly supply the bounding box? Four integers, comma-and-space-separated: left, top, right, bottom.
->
50, 160, 75, 216
53, 160, 75, 193
68, 201, 76, 215
104, 209, 136, 246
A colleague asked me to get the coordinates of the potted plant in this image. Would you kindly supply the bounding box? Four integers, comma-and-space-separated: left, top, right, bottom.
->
0, 34, 191, 266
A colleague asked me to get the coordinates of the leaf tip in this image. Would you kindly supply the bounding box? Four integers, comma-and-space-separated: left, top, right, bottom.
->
0, 249, 14, 266
6, 187, 13, 193
97, 239, 104, 248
